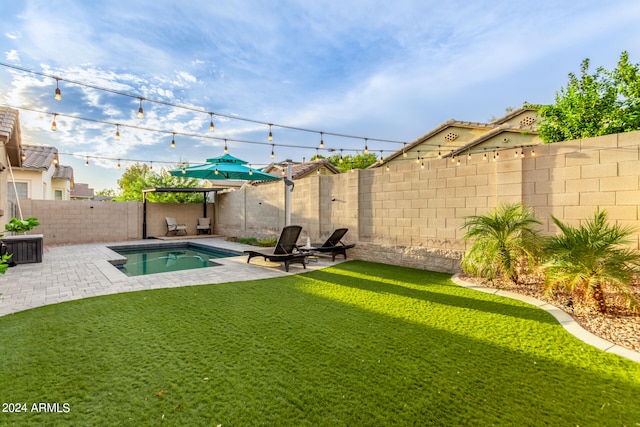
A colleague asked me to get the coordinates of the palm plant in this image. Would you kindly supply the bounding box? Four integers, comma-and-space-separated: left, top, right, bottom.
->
543, 210, 640, 313
462, 203, 543, 283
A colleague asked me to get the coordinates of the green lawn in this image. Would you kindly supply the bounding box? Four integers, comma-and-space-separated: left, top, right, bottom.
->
1, 261, 639, 426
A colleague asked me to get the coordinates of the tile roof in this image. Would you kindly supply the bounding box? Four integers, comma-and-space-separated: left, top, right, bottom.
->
53, 165, 74, 181
264, 159, 340, 179
21, 144, 58, 169
0, 106, 22, 166
71, 183, 94, 198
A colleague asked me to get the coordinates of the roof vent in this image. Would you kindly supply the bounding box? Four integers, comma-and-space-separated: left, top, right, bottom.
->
444, 132, 458, 142
520, 116, 536, 126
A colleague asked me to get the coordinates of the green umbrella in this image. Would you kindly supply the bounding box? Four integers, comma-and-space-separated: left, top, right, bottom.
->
170, 154, 281, 181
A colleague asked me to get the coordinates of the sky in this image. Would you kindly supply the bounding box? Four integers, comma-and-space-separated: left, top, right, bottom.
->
1, 0, 640, 191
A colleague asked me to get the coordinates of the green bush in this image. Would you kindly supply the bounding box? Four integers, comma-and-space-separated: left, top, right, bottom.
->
462, 203, 543, 283
543, 210, 640, 313
4, 217, 40, 234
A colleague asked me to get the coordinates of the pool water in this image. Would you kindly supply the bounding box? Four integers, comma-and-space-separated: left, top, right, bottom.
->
111, 244, 240, 277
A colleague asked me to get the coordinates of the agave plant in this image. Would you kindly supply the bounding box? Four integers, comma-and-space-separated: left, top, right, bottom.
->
462, 203, 543, 283
543, 210, 640, 313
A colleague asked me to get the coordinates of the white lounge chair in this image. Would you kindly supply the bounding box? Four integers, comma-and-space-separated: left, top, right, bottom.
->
166, 217, 187, 236
196, 217, 212, 235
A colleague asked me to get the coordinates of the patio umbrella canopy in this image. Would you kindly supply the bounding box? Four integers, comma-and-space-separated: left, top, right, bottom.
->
169, 154, 281, 182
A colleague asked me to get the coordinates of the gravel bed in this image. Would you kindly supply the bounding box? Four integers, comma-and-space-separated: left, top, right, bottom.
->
459, 273, 640, 353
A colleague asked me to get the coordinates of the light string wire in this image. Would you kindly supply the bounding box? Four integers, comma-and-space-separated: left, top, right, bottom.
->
0, 61, 407, 145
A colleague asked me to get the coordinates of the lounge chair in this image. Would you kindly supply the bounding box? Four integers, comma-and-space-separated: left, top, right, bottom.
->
166, 217, 187, 236
196, 217, 212, 235
244, 225, 307, 272
309, 228, 355, 261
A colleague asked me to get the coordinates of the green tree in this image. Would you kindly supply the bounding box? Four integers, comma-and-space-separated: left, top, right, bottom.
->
325, 152, 378, 172
533, 51, 640, 143
462, 203, 543, 284
113, 163, 204, 202
543, 210, 640, 313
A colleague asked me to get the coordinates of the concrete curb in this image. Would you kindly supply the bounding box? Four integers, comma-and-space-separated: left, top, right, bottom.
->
451, 274, 640, 364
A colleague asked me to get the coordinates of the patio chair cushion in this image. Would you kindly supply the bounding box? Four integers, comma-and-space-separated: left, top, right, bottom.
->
166, 217, 187, 236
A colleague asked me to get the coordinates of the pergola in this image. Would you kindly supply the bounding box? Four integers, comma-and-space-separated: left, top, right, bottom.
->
141, 187, 225, 239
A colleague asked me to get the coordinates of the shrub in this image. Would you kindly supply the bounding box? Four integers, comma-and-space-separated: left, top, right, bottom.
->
543, 210, 640, 313
462, 203, 543, 283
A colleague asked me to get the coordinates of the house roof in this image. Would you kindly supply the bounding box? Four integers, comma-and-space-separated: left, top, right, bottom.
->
372, 107, 540, 167
53, 165, 74, 182
70, 183, 95, 199
264, 159, 341, 179
21, 144, 58, 169
0, 106, 22, 166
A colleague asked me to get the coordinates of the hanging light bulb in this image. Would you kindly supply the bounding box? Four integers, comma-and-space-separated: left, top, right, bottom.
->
214, 167, 219, 175
249, 168, 253, 176
363, 138, 368, 154
271, 144, 275, 159
514, 149, 519, 158
85, 157, 89, 167
268, 124, 273, 142
315, 148, 320, 161
224, 139, 228, 154
531, 148, 536, 156
421, 160, 425, 169
319, 132, 324, 149
468, 151, 471, 159
403, 143, 408, 157
457, 157, 461, 165
150, 161, 153, 170
415, 150, 421, 164
521, 149, 525, 158
496, 151, 500, 159
438, 146, 442, 159
137, 98, 144, 119
483, 151, 487, 161
339, 149, 343, 163
51, 114, 57, 131
182, 167, 186, 174
117, 160, 121, 169
379, 150, 384, 165
209, 112, 215, 132
21, 150, 26, 161
54, 78, 62, 101
170, 133, 176, 149
386, 164, 390, 171
115, 124, 120, 141
451, 152, 456, 163
317, 168, 320, 175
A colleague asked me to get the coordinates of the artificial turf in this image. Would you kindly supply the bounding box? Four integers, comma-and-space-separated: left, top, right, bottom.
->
0, 261, 639, 426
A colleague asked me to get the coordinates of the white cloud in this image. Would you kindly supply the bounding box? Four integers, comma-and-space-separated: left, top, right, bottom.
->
5, 50, 20, 61
5, 31, 22, 40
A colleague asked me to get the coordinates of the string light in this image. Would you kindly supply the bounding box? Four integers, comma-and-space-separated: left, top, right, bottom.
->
421, 160, 425, 169
271, 144, 275, 159
21, 150, 26, 161
339, 149, 343, 163
531, 148, 536, 156
249, 168, 253, 176
214, 167, 219, 175
379, 150, 384, 165
403, 143, 408, 157
115, 124, 120, 141
182, 167, 186, 174
209, 112, 215, 132
117, 159, 121, 169
170, 133, 176, 148
319, 132, 324, 149
415, 150, 421, 164
268, 124, 273, 142
51, 114, 57, 131
85, 157, 89, 167
438, 146, 442, 159
363, 138, 368, 154
137, 97, 144, 119
150, 161, 153, 170
483, 150, 487, 161
224, 139, 228, 154
54, 78, 62, 101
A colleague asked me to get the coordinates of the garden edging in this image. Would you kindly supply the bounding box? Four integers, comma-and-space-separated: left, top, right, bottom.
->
451, 274, 640, 363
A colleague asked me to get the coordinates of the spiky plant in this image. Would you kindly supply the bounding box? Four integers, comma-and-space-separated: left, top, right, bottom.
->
462, 203, 543, 283
543, 210, 640, 313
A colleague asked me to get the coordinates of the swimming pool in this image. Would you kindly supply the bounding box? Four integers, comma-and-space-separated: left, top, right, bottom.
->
110, 243, 241, 277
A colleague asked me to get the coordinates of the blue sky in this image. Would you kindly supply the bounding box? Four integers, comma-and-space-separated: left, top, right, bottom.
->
1, 0, 640, 191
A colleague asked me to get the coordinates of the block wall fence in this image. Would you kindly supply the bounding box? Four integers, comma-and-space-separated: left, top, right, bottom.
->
13, 131, 640, 273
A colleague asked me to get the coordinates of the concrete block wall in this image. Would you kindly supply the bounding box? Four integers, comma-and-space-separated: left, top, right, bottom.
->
18, 199, 141, 245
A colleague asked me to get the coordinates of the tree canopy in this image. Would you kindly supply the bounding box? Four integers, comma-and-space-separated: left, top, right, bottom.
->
532, 51, 640, 143
113, 163, 205, 202
312, 152, 378, 172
